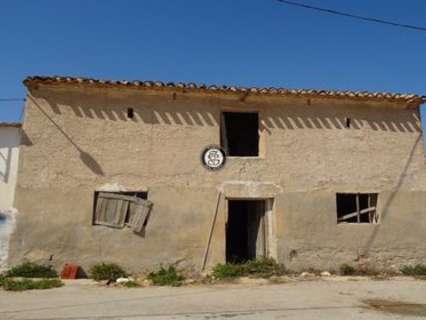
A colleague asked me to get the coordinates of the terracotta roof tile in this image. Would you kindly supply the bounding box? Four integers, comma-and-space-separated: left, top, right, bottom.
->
23, 76, 426, 106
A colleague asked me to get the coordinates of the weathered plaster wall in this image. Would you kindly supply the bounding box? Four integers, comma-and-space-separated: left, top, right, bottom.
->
9, 85, 426, 272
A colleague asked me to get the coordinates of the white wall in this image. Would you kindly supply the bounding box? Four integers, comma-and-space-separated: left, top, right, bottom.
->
0, 126, 20, 270
0, 126, 20, 209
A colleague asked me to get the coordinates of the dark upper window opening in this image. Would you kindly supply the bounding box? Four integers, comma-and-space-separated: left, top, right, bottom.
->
127, 108, 134, 119
220, 112, 259, 157
336, 193, 378, 224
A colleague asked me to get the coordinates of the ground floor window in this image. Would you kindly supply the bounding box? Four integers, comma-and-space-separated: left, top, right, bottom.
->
93, 191, 152, 232
336, 193, 378, 224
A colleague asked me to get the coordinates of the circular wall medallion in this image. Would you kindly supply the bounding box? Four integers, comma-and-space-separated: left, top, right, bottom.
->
201, 145, 226, 170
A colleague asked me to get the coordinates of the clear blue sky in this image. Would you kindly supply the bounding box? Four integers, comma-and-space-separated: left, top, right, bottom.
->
1, 0, 425, 124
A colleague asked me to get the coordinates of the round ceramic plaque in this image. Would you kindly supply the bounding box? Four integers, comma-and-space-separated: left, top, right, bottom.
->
201, 145, 226, 170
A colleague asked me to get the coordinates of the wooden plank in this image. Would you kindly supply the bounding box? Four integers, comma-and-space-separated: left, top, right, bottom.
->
96, 197, 112, 225
129, 199, 153, 233
115, 200, 128, 227
97, 192, 138, 202
94, 197, 105, 225
338, 207, 376, 222
368, 194, 372, 223
94, 197, 128, 228
356, 194, 360, 223
201, 192, 222, 271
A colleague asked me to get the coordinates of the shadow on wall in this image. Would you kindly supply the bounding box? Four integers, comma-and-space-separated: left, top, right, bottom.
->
262, 108, 421, 133
40, 90, 219, 127
36, 89, 422, 134
27, 95, 104, 176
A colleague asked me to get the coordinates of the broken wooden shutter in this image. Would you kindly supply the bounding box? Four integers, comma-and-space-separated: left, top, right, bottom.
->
94, 192, 134, 228
128, 199, 153, 233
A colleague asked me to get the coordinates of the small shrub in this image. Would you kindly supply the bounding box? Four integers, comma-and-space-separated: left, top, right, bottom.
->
6, 262, 57, 278
401, 264, 426, 276
244, 258, 287, 278
340, 264, 356, 276
212, 258, 287, 280
148, 266, 184, 286
212, 263, 245, 279
89, 263, 127, 282
0, 273, 5, 287
2, 278, 63, 291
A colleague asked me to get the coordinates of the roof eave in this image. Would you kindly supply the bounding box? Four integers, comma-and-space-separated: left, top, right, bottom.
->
23, 76, 426, 108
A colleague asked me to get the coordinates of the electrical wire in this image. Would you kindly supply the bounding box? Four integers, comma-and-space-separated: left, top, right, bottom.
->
276, 0, 426, 32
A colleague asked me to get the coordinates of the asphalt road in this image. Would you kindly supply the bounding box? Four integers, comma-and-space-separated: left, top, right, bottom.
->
1, 278, 426, 319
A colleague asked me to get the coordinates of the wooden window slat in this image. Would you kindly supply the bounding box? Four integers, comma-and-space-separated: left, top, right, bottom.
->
94, 194, 131, 228
337, 207, 377, 222
128, 199, 153, 233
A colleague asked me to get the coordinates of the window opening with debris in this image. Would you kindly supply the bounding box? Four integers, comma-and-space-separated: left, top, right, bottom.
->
220, 112, 259, 157
93, 191, 152, 233
336, 193, 378, 224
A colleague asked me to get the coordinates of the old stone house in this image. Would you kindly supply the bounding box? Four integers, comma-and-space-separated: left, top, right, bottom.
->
7, 76, 426, 273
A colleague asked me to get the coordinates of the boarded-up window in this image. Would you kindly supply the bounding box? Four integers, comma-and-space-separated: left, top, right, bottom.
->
336, 193, 378, 224
93, 191, 152, 232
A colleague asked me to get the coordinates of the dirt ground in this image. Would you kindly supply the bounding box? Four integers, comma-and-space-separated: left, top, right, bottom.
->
1, 277, 426, 320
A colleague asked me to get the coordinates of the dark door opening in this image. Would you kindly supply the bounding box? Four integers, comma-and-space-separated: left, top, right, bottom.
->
226, 200, 266, 263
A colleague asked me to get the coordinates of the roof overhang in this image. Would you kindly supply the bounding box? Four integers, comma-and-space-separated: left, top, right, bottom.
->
0, 122, 21, 128
23, 76, 426, 108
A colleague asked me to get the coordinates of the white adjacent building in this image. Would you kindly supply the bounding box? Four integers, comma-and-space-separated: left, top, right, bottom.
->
0, 122, 21, 270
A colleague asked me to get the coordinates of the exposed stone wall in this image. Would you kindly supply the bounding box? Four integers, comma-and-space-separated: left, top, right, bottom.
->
8, 85, 426, 272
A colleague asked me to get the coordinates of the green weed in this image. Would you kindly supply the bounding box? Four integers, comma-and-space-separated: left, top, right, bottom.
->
2, 278, 63, 291
401, 264, 426, 277
212, 258, 286, 280
6, 262, 57, 278
339, 264, 356, 276
89, 263, 127, 281
148, 266, 184, 286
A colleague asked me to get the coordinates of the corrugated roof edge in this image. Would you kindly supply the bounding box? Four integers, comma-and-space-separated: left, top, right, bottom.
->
0, 122, 22, 128
23, 75, 426, 107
